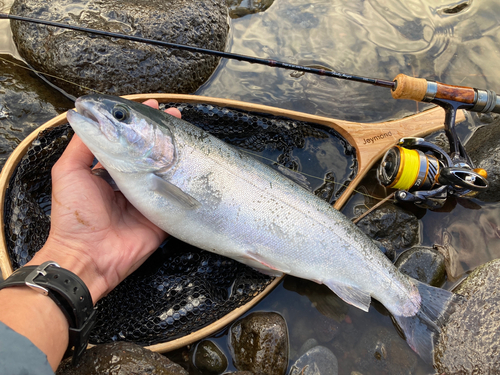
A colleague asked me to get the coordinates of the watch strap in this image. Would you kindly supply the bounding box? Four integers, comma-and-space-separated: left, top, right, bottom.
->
0, 261, 96, 364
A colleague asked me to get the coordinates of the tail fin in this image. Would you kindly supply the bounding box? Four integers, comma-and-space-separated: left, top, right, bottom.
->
392, 278, 464, 364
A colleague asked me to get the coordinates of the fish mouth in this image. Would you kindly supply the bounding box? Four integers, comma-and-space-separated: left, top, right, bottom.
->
69, 97, 101, 126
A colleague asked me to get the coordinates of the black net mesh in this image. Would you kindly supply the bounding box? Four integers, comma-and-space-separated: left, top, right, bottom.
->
3, 102, 357, 345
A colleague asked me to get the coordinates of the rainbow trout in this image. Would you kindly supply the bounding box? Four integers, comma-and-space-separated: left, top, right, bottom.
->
67, 94, 461, 363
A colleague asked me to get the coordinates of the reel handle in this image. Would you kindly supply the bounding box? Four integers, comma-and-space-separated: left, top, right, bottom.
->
437, 167, 489, 191
391, 74, 500, 114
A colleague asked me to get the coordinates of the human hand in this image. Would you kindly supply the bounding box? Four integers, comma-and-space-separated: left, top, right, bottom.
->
28, 100, 181, 304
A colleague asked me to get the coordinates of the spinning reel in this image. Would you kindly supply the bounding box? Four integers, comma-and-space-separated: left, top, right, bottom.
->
378, 93, 492, 209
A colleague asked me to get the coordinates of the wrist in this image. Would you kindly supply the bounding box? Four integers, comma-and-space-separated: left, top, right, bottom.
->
0, 261, 97, 367
27, 238, 109, 304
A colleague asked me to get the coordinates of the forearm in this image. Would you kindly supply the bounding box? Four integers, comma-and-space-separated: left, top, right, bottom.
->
0, 286, 68, 371
0, 240, 106, 371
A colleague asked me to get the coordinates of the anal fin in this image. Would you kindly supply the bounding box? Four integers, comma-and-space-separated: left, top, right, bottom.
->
324, 280, 372, 312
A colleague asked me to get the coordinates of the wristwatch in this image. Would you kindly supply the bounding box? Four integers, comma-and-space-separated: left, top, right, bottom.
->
0, 261, 96, 364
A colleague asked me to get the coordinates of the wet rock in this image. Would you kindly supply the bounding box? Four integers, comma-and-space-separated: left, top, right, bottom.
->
192, 340, 228, 374
284, 278, 349, 323
230, 312, 288, 375
11, 0, 229, 98
355, 203, 419, 260
395, 246, 446, 286
433, 230, 465, 282
56, 341, 188, 375
435, 259, 500, 373
465, 116, 500, 202
351, 326, 418, 375
312, 314, 340, 343
298, 338, 319, 357
227, 0, 274, 18
0, 54, 73, 169
289, 346, 338, 375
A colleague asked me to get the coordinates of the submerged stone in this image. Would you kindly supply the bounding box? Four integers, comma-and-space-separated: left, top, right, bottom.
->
11, 0, 229, 97
0, 54, 73, 169
465, 115, 500, 202
56, 341, 188, 375
351, 326, 418, 375
435, 259, 500, 373
355, 203, 419, 260
229, 312, 288, 375
395, 246, 446, 286
227, 0, 274, 18
192, 340, 228, 374
289, 346, 338, 375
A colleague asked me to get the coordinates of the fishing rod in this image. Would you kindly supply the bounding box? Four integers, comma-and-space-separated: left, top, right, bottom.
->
1, 13, 498, 113
0, 12, 497, 208
0, 13, 394, 89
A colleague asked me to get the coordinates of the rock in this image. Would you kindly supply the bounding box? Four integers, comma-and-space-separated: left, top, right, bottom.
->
351, 326, 418, 375
192, 340, 228, 374
11, 0, 229, 98
465, 115, 500, 202
227, 0, 274, 18
312, 314, 340, 343
229, 312, 288, 375
56, 341, 188, 375
298, 338, 319, 357
395, 246, 446, 286
0, 54, 73, 169
284, 277, 349, 323
355, 203, 419, 260
289, 346, 338, 375
433, 230, 465, 282
435, 259, 500, 373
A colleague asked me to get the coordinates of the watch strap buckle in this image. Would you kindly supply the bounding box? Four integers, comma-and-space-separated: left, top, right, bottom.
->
24, 261, 61, 295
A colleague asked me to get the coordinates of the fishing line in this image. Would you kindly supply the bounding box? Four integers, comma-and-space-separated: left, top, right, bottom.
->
0, 56, 386, 202
0, 55, 105, 96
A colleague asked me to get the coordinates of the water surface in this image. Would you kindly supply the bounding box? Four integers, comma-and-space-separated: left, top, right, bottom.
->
2, 0, 500, 373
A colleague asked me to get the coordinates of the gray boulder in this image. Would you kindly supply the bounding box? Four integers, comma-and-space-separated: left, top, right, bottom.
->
10, 0, 229, 97
435, 258, 500, 373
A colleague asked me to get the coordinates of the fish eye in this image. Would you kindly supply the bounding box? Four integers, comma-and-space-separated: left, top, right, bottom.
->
112, 105, 130, 121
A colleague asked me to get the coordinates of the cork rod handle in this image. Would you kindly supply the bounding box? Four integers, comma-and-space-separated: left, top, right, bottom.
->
391, 74, 476, 104
391, 74, 428, 101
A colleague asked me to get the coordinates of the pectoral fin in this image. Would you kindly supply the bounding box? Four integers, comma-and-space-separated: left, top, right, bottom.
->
151, 174, 201, 209
92, 168, 120, 191
324, 280, 372, 312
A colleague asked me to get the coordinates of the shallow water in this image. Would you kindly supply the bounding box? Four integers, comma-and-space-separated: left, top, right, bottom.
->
2, 0, 500, 373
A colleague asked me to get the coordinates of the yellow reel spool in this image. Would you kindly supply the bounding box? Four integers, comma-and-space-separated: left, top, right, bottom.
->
379, 145, 439, 191
389, 147, 421, 190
